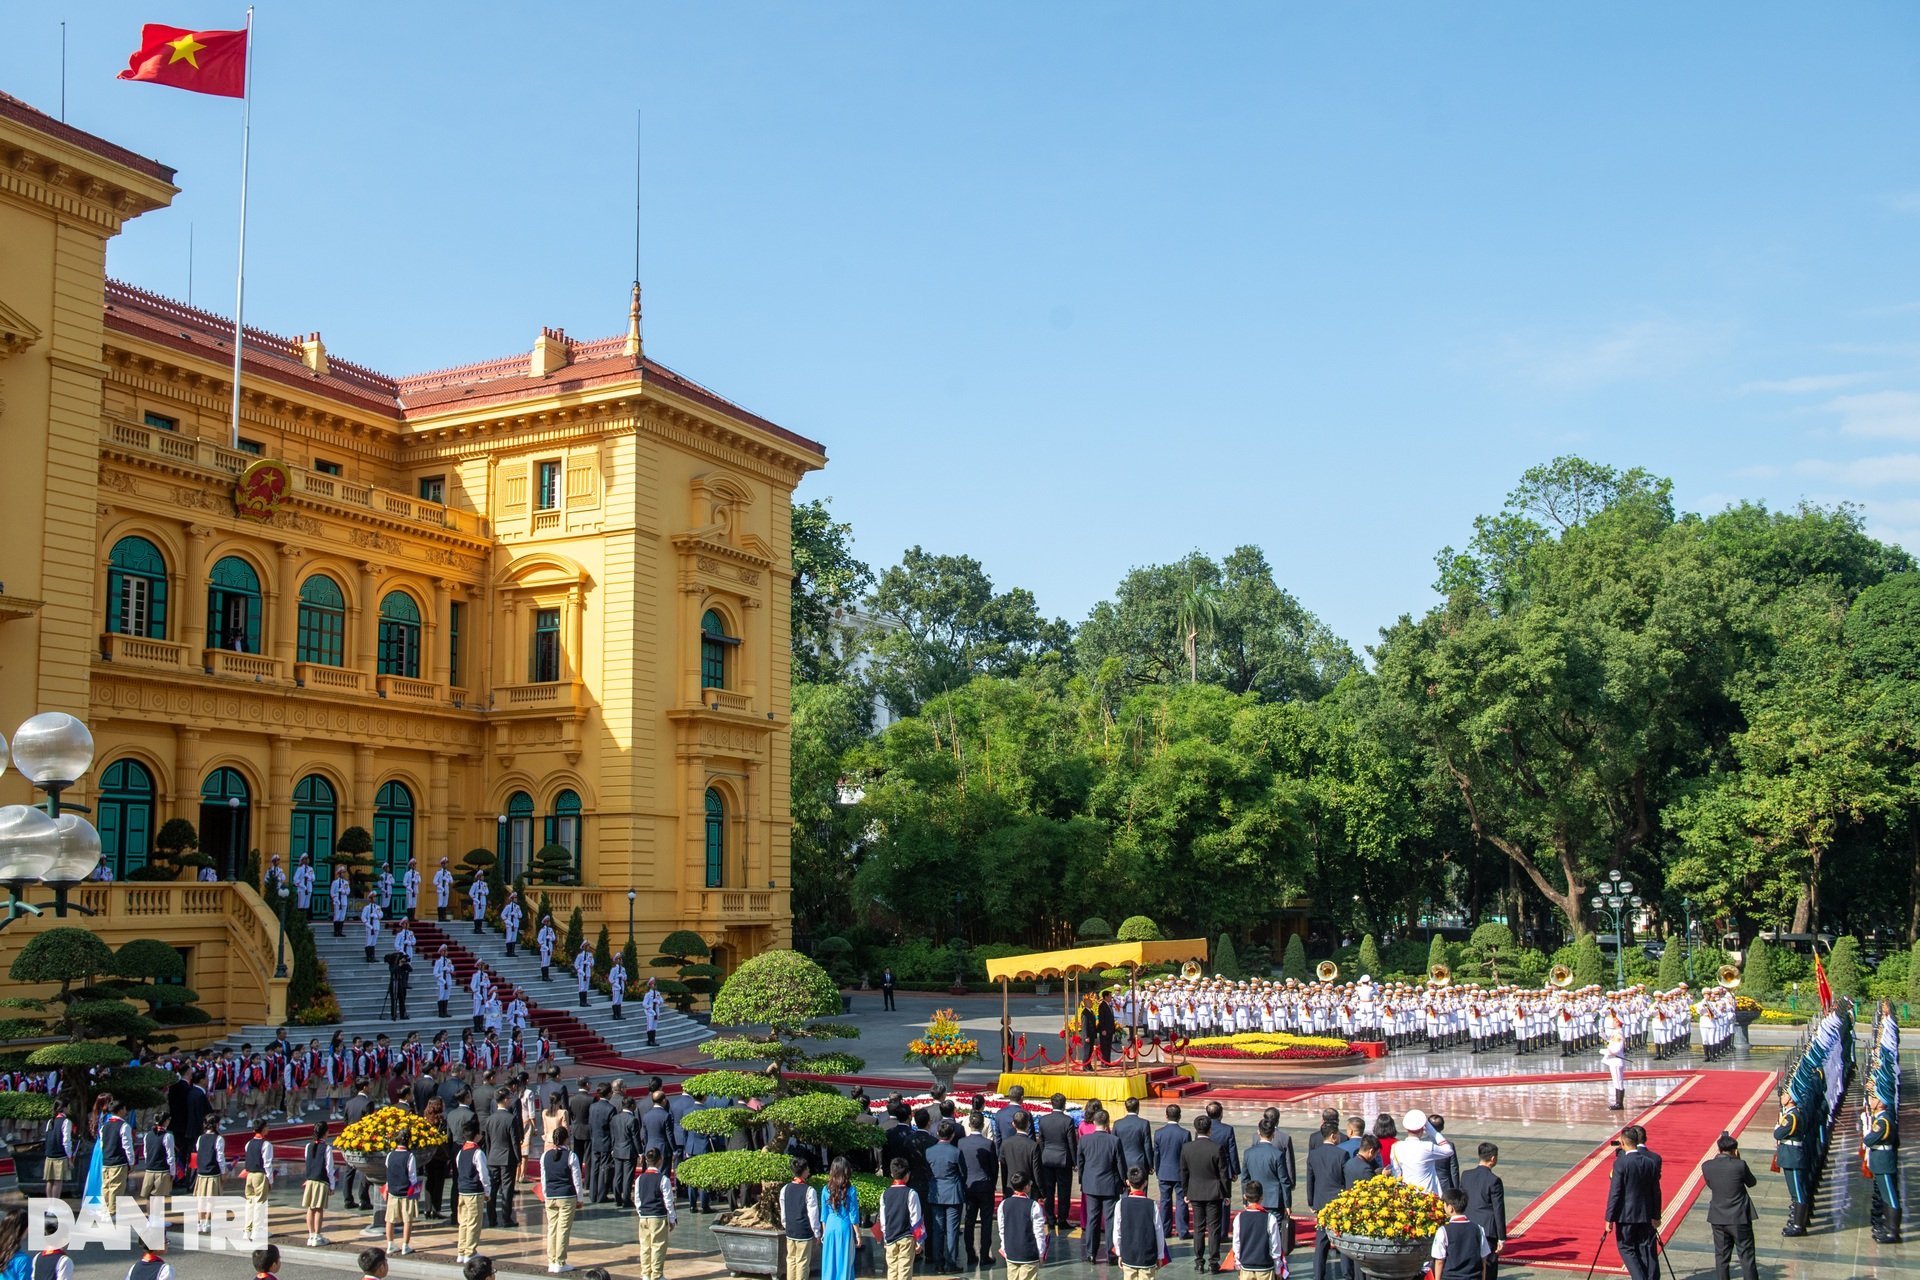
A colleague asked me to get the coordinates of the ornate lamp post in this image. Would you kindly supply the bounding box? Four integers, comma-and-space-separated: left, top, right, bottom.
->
1589, 870, 1642, 993
1681, 896, 1695, 983
225, 794, 241, 880
0, 713, 105, 929
273, 882, 292, 978
496, 813, 508, 880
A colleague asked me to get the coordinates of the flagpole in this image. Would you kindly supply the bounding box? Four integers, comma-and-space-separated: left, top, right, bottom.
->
228, 6, 255, 450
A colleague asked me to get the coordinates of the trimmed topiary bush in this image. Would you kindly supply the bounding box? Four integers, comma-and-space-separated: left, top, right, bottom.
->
1357, 934, 1383, 979
1078, 917, 1113, 942
1740, 936, 1776, 996
1825, 936, 1862, 1001
1281, 933, 1308, 981
1117, 916, 1161, 943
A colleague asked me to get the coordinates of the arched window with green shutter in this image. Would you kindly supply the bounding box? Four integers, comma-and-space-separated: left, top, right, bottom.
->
377, 591, 421, 677
704, 787, 725, 888
502, 790, 534, 881
207, 556, 262, 653
106, 536, 169, 638
701, 609, 736, 690
296, 575, 346, 666
547, 789, 583, 876
98, 759, 156, 878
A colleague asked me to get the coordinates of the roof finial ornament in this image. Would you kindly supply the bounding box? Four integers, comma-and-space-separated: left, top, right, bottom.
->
624, 280, 642, 361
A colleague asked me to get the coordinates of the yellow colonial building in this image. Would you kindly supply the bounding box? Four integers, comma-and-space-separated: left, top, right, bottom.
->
0, 90, 822, 1025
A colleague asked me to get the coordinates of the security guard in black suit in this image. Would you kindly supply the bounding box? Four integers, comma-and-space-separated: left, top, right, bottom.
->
1772, 1090, 1809, 1236
1604, 1127, 1662, 1280
1865, 1093, 1900, 1245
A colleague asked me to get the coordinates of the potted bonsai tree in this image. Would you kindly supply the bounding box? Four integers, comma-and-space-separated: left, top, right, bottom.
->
673, 949, 869, 1277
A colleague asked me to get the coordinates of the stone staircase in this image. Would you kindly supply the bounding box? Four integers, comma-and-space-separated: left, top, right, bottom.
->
219, 917, 683, 1065
444, 921, 713, 1060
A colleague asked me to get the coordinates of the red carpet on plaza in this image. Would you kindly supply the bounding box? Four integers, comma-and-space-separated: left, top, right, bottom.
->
1502, 1069, 1777, 1273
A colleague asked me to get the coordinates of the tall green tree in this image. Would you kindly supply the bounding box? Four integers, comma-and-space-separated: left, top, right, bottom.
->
1378, 460, 1745, 933
791, 497, 874, 684
865, 547, 1068, 718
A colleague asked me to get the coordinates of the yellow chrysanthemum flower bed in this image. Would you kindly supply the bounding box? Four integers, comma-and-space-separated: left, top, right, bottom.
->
1317, 1175, 1450, 1241
332, 1106, 450, 1156
1186, 1033, 1352, 1052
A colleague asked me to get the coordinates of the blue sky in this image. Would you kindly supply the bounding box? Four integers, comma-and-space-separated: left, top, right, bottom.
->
12, 3, 1920, 650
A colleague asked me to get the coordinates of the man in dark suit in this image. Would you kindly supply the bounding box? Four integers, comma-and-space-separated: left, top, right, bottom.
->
1078, 1108, 1127, 1262
1243, 1117, 1295, 1213
567, 1080, 595, 1164
1205, 1101, 1240, 1203
959, 1113, 997, 1265
1036, 1095, 1078, 1232
1096, 993, 1118, 1064
991, 1085, 1030, 1145
1116, 1097, 1156, 1178
1156, 1104, 1192, 1243
410, 1068, 437, 1113
1000, 1110, 1042, 1202
880, 967, 897, 1011
926, 1119, 968, 1272
639, 1089, 674, 1168
484, 1093, 524, 1227
1181, 1114, 1229, 1273
1342, 1134, 1381, 1188
587, 1084, 616, 1202
1460, 1142, 1506, 1280
1701, 1134, 1758, 1280
1306, 1123, 1348, 1280
609, 1096, 638, 1209
1604, 1127, 1663, 1280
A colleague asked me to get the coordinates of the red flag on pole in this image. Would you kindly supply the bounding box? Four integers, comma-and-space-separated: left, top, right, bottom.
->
1813, 951, 1833, 1013
117, 24, 248, 98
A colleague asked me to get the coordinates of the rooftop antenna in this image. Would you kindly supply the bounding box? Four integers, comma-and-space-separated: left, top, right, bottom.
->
60, 22, 67, 121
624, 106, 643, 361
187, 223, 194, 308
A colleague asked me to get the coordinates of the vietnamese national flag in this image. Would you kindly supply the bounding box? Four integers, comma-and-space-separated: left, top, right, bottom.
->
118, 24, 247, 98
1814, 951, 1833, 1013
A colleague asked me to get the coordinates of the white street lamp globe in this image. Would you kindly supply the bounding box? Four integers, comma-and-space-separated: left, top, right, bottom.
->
46, 814, 102, 882
11, 714, 93, 787
1589, 896, 1603, 910
0, 805, 60, 882
1619, 881, 1635, 896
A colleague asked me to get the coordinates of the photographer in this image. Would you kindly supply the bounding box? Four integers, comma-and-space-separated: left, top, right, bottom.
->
1701, 1133, 1758, 1280
385, 947, 414, 1021
1603, 1126, 1661, 1280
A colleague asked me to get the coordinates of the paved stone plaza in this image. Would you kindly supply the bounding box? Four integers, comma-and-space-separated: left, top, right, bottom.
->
40, 992, 1920, 1278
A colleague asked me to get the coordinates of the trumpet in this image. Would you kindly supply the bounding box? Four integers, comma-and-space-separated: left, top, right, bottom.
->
1180, 960, 1203, 981
1718, 964, 1742, 990
1317, 960, 1339, 982
1428, 963, 1451, 987
1550, 964, 1575, 988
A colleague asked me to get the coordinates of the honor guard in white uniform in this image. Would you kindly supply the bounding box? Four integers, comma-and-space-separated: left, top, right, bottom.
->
574, 942, 595, 1009
469, 874, 489, 935
433, 857, 454, 922
500, 892, 524, 957
537, 915, 558, 981
293, 855, 315, 914
469, 967, 492, 1032
402, 860, 421, 920
643, 978, 666, 1047
374, 865, 395, 915
329, 869, 350, 937
1602, 1011, 1627, 1111
434, 945, 456, 1018
360, 897, 384, 964
608, 951, 628, 1019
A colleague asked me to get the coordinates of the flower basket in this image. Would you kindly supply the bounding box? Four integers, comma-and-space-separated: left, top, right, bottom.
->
905, 1009, 980, 1087
331, 1106, 449, 1158
1327, 1233, 1432, 1280
1318, 1175, 1448, 1279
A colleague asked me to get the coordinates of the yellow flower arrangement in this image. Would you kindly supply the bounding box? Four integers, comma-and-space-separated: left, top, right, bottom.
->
1733, 995, 1763, 1014
1187, 1033, 1352, 1052
905, 1008, 981, 1064
1316, 1175, 1449, 1241
332, 1106, 450, 1156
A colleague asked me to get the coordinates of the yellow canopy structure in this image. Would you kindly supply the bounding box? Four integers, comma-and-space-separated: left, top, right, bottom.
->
983, 938, 1210, 981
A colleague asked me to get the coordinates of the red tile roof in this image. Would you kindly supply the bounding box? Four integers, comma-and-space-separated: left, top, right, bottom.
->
100, 281, 825, 458
0, 91, 175, 184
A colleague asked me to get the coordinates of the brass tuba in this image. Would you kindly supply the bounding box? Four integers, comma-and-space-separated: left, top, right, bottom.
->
1718, 964, 1743, 989
1550, 964, 1575, 988
1180, 960, 1203, 981
1316, 960, 1339, 982
1428, 963, 1451, 987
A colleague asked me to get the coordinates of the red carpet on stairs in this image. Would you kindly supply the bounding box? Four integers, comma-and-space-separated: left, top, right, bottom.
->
1502, 1069, 1777, 1273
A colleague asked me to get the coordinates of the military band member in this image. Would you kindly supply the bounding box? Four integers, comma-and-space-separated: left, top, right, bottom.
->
1602, 1013, 1627, 1112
